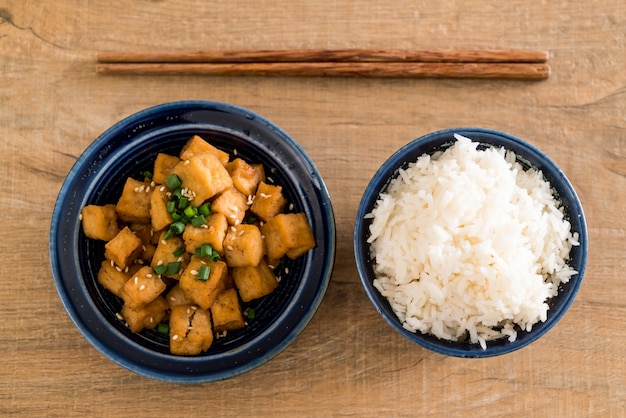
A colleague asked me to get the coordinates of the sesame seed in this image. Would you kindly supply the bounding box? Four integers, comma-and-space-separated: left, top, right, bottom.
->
177, 256, 183, 262
231, 206, 239, 212
289, 203, 294, 211
145, 186, 151, 193
110, 260, 115, 267
124, 266, 129, 273
190, 270, 198, 276
79, 213, 83, 221
186, 308, 191, 314
116, 313, 124, 320
233, 149, 238, 155
229, 214, 237, 219
149, 317, 154, 323
260, 193, 271, 198
160, 186, 165, 192
161, 240, 166, 245
139, 285, 145, 291
226, 245, 234, 251
170, 296, 176, 301
267, 176, 274, 183
142, 245, 147, 251
200, 260, 206, 265
136, 259, 144, 265
172, 335, 179, 340
115, 266, 122, 272
268, 264, 275, 269
134, 276, 138, 284
190, 306, 197, 310
230, 226, 237, 232
134, 187, 139, 192
150, 181, 156, 187
238, 230, 245, 237
157, 260, 164, 266
285, 267, 289, 274
184, 160, 190, 165
201, 224, 208, 229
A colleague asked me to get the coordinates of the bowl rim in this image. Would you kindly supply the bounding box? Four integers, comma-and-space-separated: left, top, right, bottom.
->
354, 127, 588, 358
50, 100, 336, 382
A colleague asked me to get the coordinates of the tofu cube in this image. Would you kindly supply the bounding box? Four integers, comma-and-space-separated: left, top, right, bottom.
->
151, 232, 189, 279
250, 182, 287, 222
261, 213, 316, 260
211, 187, 249, 225
172, 152, 233, 203
80, 204, 119, 241
169, 305, 214, 355
115, 177, 152, 223
152, 153, 181, 185
182, 212, 228, 255
104, 226, 143, 269
223, 224, 264, 267
179, 257, 229, 310
121, 265, 167, 308
179, 135, 230, 166
121, 296, 168, 333
231, 259, 279, 302
225, 158, 265, 196
211, 288, 245, 333
165, 284, 194, 309
150, 186, 173, 231
97, 260, 130, 297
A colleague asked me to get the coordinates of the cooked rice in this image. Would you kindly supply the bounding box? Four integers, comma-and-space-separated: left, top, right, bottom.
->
366, 134, 579, 349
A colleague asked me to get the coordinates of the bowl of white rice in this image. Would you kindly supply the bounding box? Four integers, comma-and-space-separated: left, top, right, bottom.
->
354, 128, 587, 357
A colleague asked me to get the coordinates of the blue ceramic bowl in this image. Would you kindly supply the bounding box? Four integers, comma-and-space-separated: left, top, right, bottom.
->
50, 101, 336, 382
354, 127, 587, 358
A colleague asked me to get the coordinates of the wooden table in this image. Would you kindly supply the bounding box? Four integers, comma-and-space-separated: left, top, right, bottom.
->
1, 1, 624, 416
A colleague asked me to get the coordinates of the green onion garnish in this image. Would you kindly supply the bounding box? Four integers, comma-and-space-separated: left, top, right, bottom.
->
166, 201, 176, 213
246, 308, 256, 320
198, 203, 211, 216
246, 215, 258, 224
170, 221, 186, 235
183, 205, 197, 218
153, 264, 167, 276
163, 229, 174, 240
156, 323, 169, 334
191, 214, 206, 228
142, 170, 153, 180
171, 188, 182, 200
178, 196, 189, 209
165, 174, 182, 190
197, 265, 210, 281
165, 261, 182, 275
173, 247, 186, 257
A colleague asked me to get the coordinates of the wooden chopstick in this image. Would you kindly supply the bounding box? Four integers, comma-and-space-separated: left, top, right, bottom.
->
96, 62, 550, 79
97, 49, 549, 64
95, 49, 550, 79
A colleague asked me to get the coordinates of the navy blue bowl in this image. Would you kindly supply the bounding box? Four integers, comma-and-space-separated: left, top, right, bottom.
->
50, 101, 336, 382
354, 127, 587, 358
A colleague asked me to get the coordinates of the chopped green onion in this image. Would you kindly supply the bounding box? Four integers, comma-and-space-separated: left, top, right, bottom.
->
197, 265, 210, 281
173, 247, 186, 257
183, 205, 197, 218
209, 251, 220, 262
165, 174, 182, 190
166, 201, 176, 213
156, 323, 169, 334
195, 243, 212, 258
198, 202, 211, 216
165, 261, 182, 275
170, 221, 186, 235
171, 211, 182, 221
245, 308, 256, 320
153, 264, 167, 276
246, 215, 258, 224
178, 196, 189, 209
163, 229, 174, 240
171, 188, 182, 200
191, 214, 206, 227
142, 170, 153, 180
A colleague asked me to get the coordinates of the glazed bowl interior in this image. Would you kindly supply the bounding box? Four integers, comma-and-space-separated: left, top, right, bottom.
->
50, 101, 335, 382
354, 127, 587, 358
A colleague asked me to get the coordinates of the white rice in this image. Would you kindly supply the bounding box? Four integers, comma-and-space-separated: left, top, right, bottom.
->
366, 134, 579, 349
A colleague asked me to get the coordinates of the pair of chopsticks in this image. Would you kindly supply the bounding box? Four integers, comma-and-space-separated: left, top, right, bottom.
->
96, 49, 550, 80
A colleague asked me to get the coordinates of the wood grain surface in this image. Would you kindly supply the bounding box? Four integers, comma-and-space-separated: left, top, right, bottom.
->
1, 1, 625, 417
